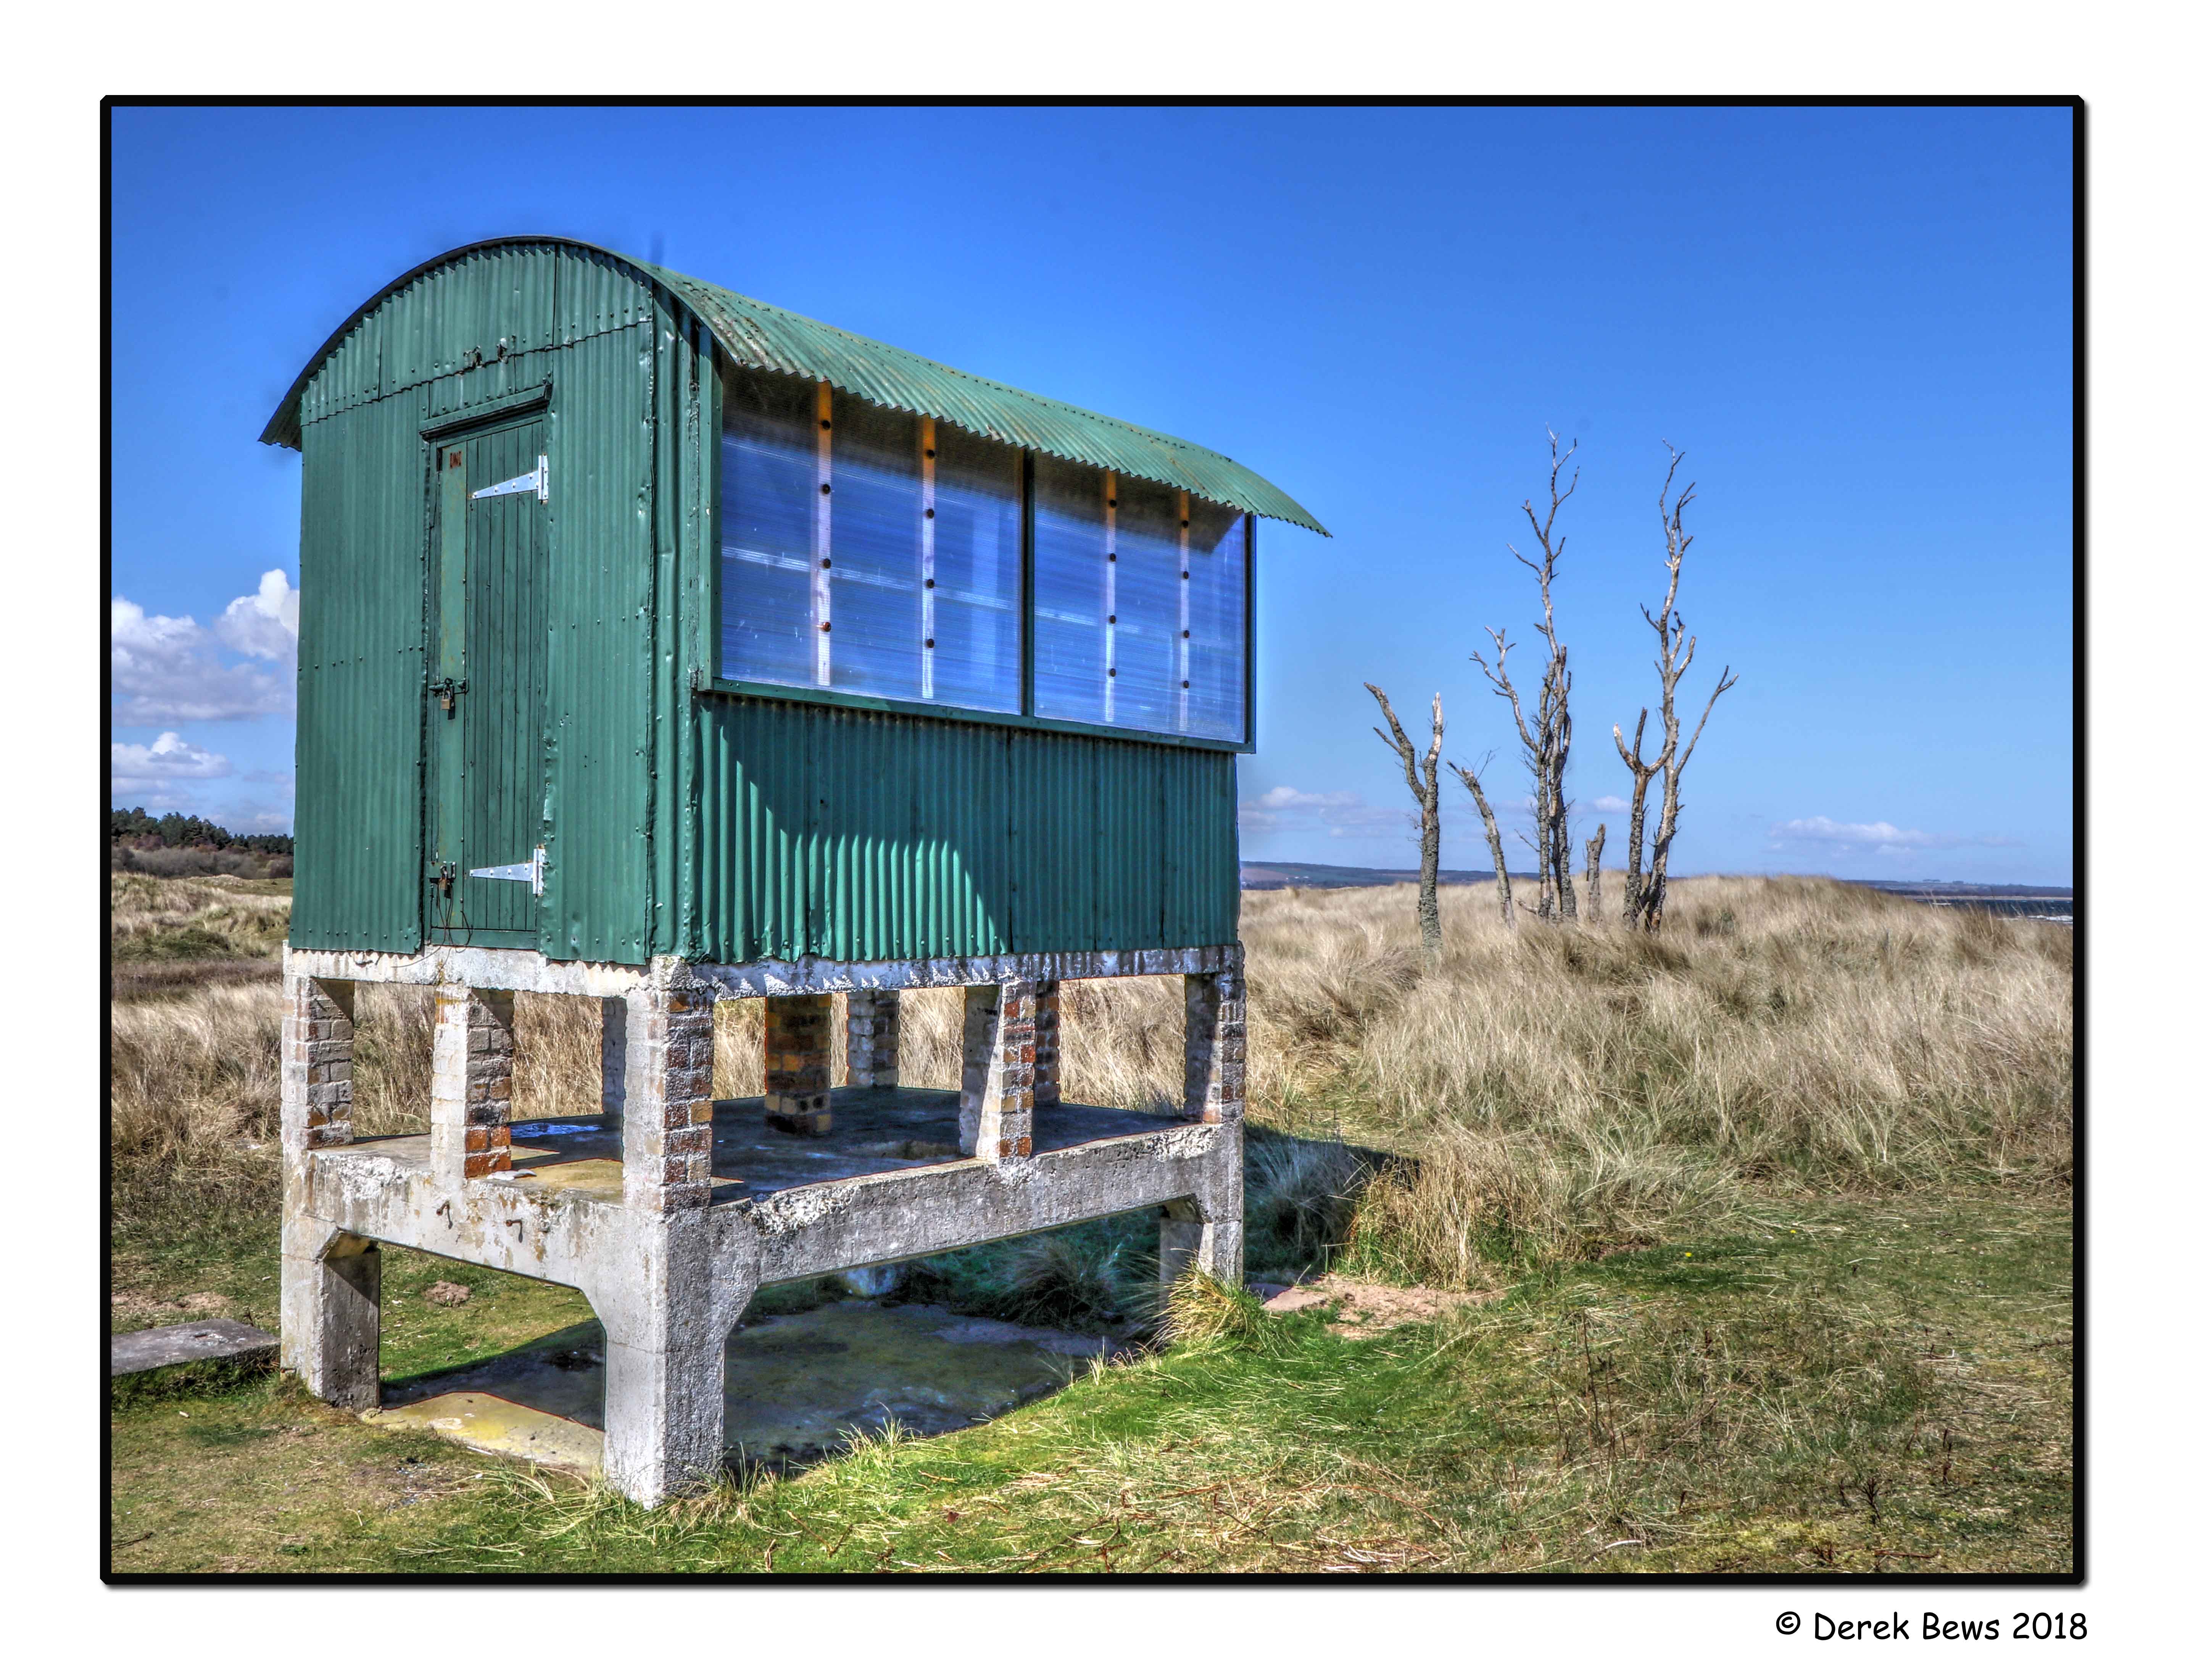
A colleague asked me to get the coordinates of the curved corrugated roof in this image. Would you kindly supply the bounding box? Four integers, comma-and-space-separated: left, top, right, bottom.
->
262, 237, 1329, 535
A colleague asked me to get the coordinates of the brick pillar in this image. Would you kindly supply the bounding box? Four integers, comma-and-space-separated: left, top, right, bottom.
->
845, 990, 901, 1089
1030, 979, 1061, 1109
620, 984, 717, 1214
1183, 949, 1246, 1127
429, 985, 514, 1182
960, 979, 1038, 1159
279, 974, 355, 1153
764, 994, 833, 1134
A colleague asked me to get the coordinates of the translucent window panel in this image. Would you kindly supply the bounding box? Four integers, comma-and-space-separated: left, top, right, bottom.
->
720, 368, 818, 686
1183, 506, 1248, 741
1108, 476, 1187, 733
1031, 458, 1108, 724
930, 427, 1023, 713
825, 396, 924, 701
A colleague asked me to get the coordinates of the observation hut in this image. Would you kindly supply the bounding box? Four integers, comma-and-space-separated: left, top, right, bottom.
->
262, 237, 1326, 1504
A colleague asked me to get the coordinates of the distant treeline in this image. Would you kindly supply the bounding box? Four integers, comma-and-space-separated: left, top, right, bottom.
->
110, 808, 294, 879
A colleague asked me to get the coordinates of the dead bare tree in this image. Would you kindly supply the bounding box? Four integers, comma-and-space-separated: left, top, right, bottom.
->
1473, 430, 1580, 921
1366, 684, 1445, 954
1611, 447, 1738, 931
1447, 755, 1515, 928
1585, 823, 1606, 923
1612, 704, 1671, 927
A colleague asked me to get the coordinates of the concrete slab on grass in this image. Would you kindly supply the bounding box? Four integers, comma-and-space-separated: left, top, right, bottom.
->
110, 1318, 278, 1378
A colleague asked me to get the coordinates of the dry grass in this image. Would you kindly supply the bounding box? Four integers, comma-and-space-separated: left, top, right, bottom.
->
1231, 877, 2070, 1280
108, 872, 2070, 1285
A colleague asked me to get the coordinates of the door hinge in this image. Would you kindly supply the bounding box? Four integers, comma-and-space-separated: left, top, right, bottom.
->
469, 846, 546, 896
471, 454, 548, 504
428, 676, 468, 714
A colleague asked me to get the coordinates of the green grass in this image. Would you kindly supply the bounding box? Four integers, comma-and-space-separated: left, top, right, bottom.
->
109, 1191, 2070, 1575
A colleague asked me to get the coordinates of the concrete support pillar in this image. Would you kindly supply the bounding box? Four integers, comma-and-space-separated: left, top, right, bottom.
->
429, 985, 515, 1182
280, 1226, 382, 1410
844, 990, 901, 1089
1030, 979, 1061, 1109
619, 984, 717, 1215
1161, 948, 1247, 1293
1157, 1198, 1245, 1294
960, 980, 1039, 1159
279, 972, 379, 1407
593, 1213, 751, 1507
1183, 949, 1247, 1128
764, 994, 832, 1134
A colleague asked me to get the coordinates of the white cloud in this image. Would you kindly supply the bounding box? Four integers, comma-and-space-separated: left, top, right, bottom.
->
110, 732, 240, 809
216, 569, 301, 660
1239, 786, 1413, 838
1766, 816, 2022, 858
111, 731, 232, 782
111, 571, 297, 725
1583, 794, 1629, 814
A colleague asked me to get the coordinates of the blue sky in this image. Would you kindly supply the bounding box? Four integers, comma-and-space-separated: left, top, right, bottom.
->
108, 103, 2071, 882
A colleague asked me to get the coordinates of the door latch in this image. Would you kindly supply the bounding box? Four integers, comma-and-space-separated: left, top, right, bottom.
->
428, 677, 468, 714
433, 861, 457, 897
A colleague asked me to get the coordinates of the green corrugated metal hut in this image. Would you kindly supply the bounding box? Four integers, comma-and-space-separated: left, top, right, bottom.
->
264, 237, 1324, 968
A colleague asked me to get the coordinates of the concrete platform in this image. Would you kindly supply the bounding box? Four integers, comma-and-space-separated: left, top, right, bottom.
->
364, 1302, 1115, 1474
346, 1086, 1184, 1206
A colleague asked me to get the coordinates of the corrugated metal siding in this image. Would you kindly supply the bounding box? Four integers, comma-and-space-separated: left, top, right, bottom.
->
538, 322, 657, 964
292, 245, 640, 433
689, 697, 1236, 962
264, 238, 1326, 537
290, 397, 427, 952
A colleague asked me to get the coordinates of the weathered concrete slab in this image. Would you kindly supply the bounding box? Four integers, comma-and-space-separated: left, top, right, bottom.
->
110, 1318, 279, 1378
366, 1303, 1115, 1474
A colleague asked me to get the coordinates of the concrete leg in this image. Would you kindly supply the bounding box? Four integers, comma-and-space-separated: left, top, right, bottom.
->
429, 985, 514, 1182
1157, 1200, 1245, 1294
593, 1215, 749, 1507
620, 983, 716, 1215
1163, 950, 1247, 1291
280, 1224, 381, 1409
845, 990, 901, 1089
764, 994, 832, 1135
960, 980, 1039, 1158
1031, 979, 1061, 1109
279, 971, 376, 1404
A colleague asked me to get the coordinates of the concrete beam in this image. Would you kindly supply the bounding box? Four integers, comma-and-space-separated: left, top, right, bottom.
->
745, 1120, 1240, 1285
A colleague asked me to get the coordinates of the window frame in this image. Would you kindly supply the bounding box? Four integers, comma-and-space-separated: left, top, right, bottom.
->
699, 378, 1256, 755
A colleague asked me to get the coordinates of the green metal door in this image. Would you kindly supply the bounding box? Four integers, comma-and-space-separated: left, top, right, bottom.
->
425, 418, 549, 948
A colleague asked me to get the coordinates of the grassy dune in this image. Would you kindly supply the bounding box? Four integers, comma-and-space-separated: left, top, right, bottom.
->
106, 872, 2073, 1573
